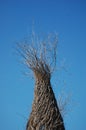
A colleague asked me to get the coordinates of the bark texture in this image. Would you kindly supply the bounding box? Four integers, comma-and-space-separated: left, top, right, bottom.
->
26, 72, 65, 130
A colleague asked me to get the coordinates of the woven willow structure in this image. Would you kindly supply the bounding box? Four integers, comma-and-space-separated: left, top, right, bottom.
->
18, 33, 65, 130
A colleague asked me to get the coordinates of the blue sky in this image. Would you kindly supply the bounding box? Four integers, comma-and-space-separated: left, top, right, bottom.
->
0, 0, 86, 130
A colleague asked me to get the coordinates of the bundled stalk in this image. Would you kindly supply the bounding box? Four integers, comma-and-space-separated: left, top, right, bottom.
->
17, 32, 65, 130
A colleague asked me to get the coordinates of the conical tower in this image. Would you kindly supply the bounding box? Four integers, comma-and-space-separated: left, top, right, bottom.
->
18, 33, 65, 130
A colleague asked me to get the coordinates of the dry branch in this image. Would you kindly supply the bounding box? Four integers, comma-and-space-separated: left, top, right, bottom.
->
17, 32, 58, 80
17, 31, 66, 130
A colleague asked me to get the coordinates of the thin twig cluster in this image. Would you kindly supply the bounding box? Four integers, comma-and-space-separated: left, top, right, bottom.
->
17, 32, 58, 79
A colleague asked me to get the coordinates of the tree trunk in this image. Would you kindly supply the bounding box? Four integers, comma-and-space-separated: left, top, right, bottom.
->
17, 33, 65, 130
26, 76, 65, 130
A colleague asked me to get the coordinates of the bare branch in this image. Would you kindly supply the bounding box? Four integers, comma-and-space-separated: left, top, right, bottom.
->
57, 88, 72, 118
16, 32, 58, 80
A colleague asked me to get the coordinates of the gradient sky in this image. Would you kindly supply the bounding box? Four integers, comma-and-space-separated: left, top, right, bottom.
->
0, 0, 86, 130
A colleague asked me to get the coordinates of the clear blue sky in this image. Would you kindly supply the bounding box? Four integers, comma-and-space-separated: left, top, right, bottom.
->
0, 0, 86, 130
